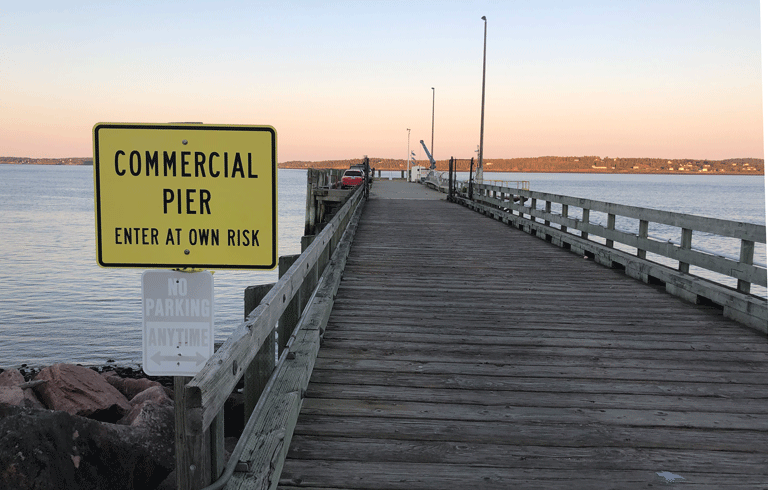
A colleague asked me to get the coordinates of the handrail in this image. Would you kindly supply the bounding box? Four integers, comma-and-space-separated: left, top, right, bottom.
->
176, 181, 366, 489
476, 179, 530, 190
453, 181, 767, 332
200, 274, 325, 490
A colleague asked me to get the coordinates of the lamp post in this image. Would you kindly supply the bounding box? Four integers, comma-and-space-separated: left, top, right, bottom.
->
478, 15, 487, 183
407, 128, 411, 181
431, 87, 435, 160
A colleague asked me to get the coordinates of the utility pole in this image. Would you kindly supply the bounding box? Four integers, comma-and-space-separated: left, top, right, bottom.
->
431, 87, 435, 160
478, 16, 487, 184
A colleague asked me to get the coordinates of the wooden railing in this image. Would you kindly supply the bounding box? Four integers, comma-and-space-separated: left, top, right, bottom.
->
454, 182, 767, 332
175, 181, 366, 490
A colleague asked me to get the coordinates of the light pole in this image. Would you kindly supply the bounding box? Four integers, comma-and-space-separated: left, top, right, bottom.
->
407, 128, 411, 181
431, 87, 435, 160
478, 15, 487, 183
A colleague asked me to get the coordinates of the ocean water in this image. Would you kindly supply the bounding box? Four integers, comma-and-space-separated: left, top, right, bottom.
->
0, 166, 765, 369
0, 165, 306, 369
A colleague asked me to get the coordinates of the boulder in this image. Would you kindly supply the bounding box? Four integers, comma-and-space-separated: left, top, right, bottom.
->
34, 364, 131, 422
0, 386, 24, 407
129, 385, 172, 407
0, 405, 173, 490
0, 369, 24, 387
119, 397, 174, 429
0, 369, 45, 409
102, 371, 165, 401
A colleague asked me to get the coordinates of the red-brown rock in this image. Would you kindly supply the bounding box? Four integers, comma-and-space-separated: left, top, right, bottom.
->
129, 385, 172, 407
102, 371, 164, 400
0, 386, 24, 407
0, 369, 24, 387
34, 364, 131, 422
0, 369, 45, 408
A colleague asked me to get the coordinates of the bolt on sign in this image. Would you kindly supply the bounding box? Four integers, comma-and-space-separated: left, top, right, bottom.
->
92, 123, 277, 269
142, 270, 214, 376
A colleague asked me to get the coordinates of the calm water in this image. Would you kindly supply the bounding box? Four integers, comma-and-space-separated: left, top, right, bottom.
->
1, 166, 765, 369
0, 166, 306, 369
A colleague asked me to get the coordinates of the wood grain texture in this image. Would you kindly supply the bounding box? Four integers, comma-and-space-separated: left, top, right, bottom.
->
278, 186, 768, 489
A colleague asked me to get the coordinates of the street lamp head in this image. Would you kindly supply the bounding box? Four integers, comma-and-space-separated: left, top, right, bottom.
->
481, 15, 486, 21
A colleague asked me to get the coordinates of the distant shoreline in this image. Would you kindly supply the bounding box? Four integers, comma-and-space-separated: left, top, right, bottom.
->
1, 157, 764, 176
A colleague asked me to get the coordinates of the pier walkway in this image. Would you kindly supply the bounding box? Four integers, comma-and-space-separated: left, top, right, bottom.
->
276, 180, 768, 489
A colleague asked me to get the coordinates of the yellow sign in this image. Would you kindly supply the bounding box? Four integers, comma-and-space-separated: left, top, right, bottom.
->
93, 123, 276, 269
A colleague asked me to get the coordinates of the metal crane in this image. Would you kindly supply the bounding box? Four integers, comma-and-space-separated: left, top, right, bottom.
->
419, 140, 436, 170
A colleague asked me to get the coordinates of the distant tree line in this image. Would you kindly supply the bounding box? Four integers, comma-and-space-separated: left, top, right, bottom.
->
280, 156, 764, 174
0, 157, 93, 165
3, 155, 762, 174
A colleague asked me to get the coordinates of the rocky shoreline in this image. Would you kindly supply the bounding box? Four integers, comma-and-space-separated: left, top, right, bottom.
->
0, 363, 244, 490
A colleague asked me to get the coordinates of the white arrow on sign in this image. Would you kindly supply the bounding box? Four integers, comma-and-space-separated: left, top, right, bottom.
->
151, 351, 207, 366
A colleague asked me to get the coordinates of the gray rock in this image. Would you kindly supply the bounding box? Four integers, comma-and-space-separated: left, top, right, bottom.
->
0, 405, 173, 490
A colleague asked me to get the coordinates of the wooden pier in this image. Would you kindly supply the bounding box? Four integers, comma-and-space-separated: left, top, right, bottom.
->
176, 176, 766, 490
276, 180, 768, 489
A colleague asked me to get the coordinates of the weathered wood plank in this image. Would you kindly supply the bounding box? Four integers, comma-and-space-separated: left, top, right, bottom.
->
311, 358, 768, 388
280, 460, 766, 490
297, 397, 768, 431
290, 414, 768, 453
303, 382, 768, 414
286, 436, 768, 474
315, 340, 768, 365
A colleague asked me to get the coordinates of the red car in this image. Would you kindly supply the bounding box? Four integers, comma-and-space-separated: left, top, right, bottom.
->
341, 169, 364, 188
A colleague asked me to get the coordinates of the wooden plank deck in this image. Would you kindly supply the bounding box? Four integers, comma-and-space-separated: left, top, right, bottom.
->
278, 181, 768, 489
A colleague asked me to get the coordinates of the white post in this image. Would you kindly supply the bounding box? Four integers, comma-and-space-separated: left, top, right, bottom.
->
407, 128, 411, 182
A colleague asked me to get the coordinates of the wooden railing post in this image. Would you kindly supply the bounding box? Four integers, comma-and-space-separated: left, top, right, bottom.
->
243, 283, 277, 426
304, 170, 320, 235
606, 213, 616, 248
637, 220, 649, 259
544, 201, 551, 226
581, 208, 590, 239
279, 255, 302, 356
738, 239, 755, 294
679, 228, 692, 273
561, 204, 568, 231
176, 376, 209, 490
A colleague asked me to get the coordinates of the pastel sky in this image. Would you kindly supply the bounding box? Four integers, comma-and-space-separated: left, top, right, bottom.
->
1, 1, 763, 162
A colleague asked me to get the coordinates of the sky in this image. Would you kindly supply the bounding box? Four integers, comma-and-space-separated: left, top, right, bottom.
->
1, 1, 764, 162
